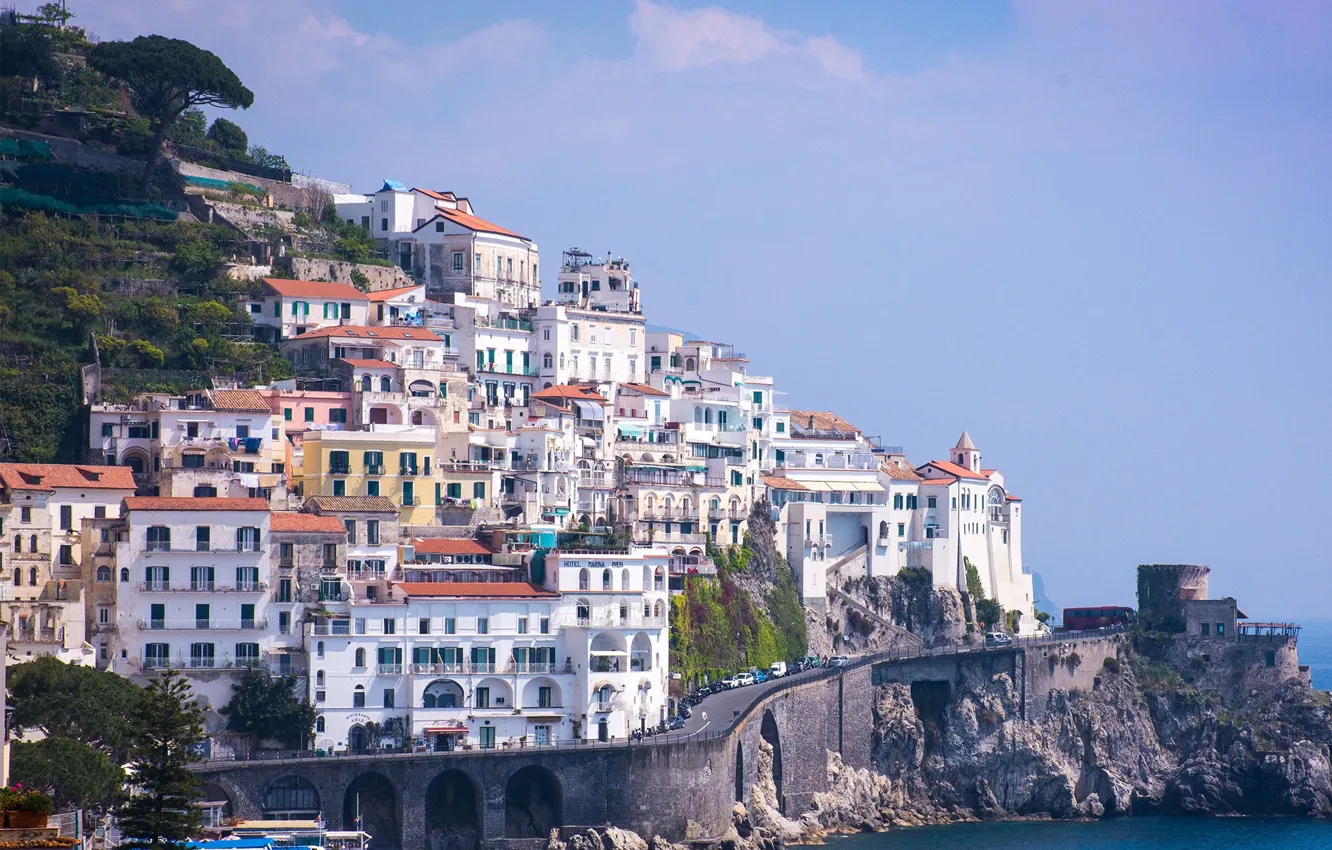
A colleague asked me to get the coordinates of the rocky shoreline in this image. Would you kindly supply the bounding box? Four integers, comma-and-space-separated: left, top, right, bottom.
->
550, 633, 1332, 850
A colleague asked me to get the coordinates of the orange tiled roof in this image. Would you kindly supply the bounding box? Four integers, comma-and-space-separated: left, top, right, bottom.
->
788, 409, 861, 436
305, 495, 400, 513
761, 475, 809, 491
412, 188, 456, 202
980, 468, 998, 476
124, 497, 269, 512
336, 358, 400, 369
411, 538, 494, 556
531, 384, 607, 403
262, 278, 368, 300
422, 208, 527, 240
365, 285, 424, 302
0, 463, 136, 492
208, 389, 273, 413
1006, 494, 1022, 502
395, 581, 557, 599
286, 325, 442, 342
619, 382, 670, 397
269, 512, 347, 533
917, 475, 956, 487
920, 460, 989, 481
879, 463, 923, 482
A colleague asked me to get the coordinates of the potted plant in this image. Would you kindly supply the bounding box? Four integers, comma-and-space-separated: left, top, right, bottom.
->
3, 784, 53, 828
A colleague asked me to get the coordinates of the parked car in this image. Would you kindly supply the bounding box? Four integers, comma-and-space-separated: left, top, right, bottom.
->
668, 716, 686, 731
769, 661, 787, 678
804, 655, 823, 670
722, 675, 743, 689
827, 655, 850, 668
734, 672, 756, 686
985, 632, 1014, 647
752, 671, 769, 684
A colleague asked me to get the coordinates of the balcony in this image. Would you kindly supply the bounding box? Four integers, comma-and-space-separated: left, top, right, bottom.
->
376, 663, 404, 675
592, 701, 613, 713
11, 627, 63, 644
309, 622, 352, 636
137, 618, 268, 631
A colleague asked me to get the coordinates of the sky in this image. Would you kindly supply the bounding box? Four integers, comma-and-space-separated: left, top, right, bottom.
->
73, 1, 1332, 618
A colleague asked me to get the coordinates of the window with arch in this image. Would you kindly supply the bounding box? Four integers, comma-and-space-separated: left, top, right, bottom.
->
644, 494, 655, 514
644, 602, 651, 619
353, 685, 366, 708
120, 567, 130, 582
642, 564, 651, 588
29, 535, 37, 553
11, 535, 18, 552
814, 453, 824, 467
354, 648, 366, 668
654, 599, 666, 618
879, 520, 889, 538
704, 408, 713, 425
601, 568, 612, 591
360, 375, 372, 392
621, 569, 631, 591
28, 566, 37, 585
681, 497, 692, 515
316, 641, 325, 659
380, 376, 392, 392
315, 670, 325, 686
316, 716, 325, 733
543, 352, 553, 368
710, 497, 720, 511
96, 565, 111, 582
578, 568, 589, 591
654, 566, 664, 591
11, 568, 19, 586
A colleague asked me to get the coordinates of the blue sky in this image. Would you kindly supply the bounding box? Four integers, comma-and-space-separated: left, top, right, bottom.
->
76, 1, 1332, 617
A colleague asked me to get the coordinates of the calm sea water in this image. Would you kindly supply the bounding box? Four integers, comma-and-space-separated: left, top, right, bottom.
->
818, 818, 1332, 850
1298, 618, 1332, 690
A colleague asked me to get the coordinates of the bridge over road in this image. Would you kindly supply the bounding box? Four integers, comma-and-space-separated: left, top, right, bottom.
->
196, 629, 1124, 850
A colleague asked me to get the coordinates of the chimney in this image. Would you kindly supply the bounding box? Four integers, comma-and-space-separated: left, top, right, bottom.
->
809, 415, 816, 429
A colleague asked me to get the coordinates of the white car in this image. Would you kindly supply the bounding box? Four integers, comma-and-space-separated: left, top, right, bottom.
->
722, 674, 743, 689
734, 672, 756, 686
826, 655, 850, 667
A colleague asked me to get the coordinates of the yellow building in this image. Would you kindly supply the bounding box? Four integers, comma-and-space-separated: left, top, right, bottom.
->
295, 428, 442, 525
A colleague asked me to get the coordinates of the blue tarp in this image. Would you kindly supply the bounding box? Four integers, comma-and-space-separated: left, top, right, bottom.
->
189, 841, 275, 850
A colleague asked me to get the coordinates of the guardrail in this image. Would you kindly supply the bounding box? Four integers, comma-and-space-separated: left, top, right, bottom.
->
192, 626, 1126, 766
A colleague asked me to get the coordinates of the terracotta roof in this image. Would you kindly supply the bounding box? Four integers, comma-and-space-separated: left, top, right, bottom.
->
879, 463, 923, 482
917, 476, 956, 487
531, 384, 607, 403
285, 325, 442, 342
788, 410, 861, 437
415, 208, 527, 240
123, 497, 269, 512
261, 278, 369, 300
412, 188, 456, 202
410, 538, 494, 556
365, 285, 424, 302
208, 389, 273, 413
1006, 494, 1022, 502
0, 463, 136, 492
305, 495, 400, 513
980, 469, 998, 477
395, 581, 557, 599
761, 475, 809, 491
619, 382, 669, 397
336, 358, 401, 369
920, 460, 989, 481
269, 512, 347, 533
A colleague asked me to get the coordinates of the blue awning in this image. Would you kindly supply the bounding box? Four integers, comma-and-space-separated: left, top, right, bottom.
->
617, 424, 644, 439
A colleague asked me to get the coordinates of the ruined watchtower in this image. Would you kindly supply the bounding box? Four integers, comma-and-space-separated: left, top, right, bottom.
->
1136, 564, 1210, 631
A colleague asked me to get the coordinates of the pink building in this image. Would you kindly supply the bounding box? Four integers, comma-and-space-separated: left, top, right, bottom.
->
260, 388, 353, 437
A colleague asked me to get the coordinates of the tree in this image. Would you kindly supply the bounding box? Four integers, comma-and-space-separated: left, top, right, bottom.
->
7, 656, 144, 761
206, 117, 248, 156
119, 672, 205, 850
88, 36, 253, 193
34, 3, 75, 28
247, 145, 289, 172
0, 23, 61, 84
221, 669, 315, 750
166, 108, 208, 147
168, 239, 222, 280
11, 738, 125, 812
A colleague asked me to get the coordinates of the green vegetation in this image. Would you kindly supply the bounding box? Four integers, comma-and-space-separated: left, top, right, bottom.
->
119, 672, 206, 850
668, 504, 807, 684
89, 35, 255, 191
1103, 655, 1121, 673
222, 669, 317, 751
964, 556, 1006, 631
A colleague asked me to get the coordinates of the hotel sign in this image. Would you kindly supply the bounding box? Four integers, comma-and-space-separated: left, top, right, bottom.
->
899, 541, 932, 550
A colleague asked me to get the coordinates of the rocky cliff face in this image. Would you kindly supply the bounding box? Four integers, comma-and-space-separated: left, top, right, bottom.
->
821, 573, 972, 655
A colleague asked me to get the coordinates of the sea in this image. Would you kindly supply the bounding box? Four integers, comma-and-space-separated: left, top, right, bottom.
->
798, 621, 1332, 849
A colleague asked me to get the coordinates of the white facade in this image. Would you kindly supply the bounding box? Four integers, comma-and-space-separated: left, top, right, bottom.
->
243, 279, 370, 343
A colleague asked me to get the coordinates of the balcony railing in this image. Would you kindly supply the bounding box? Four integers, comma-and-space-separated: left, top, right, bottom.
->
377, 663, 404, 675
592, 701, 613, 713
139, 582, 269, 593
11, 627, 62, 644
138, 618, 268, 631
309, 622, 353, 636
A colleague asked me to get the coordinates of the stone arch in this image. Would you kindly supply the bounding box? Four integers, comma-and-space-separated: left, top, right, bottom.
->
505, 765, 563, 838
620, 568, 631, 591
423, 679, 463, 708
343, 772, 400, 849
121, 448, 150, 473
762, 709, 785, 813
426, 769, 482, 850
734, 741, 745, 803
263, 774, 320, 818
522, 676, 562, 707
474, 677, 513, 708
201, 781, 234, 821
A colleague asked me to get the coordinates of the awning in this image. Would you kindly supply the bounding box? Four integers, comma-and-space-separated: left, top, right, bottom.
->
580, 436, 597, 448
573, 400, 605, 421
424, 725, 468, 734
850, 482, 886, 493
617, 424, 643, 439
523, 712, 563, 720
800, 481, 833, 491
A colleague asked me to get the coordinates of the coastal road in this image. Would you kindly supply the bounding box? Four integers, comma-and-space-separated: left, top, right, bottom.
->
673, 665, 832, 737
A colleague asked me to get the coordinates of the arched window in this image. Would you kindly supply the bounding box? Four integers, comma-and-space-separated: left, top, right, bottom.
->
29, 535, 37, 553
704, 408, 712, 425
621, 569, 630, 591
578, 568, 589, 591
29, 567, 37, 585
710, 497, 720, 511
120, 568, 130, 583
543, 352, 553, 368
654, 599, 665, 618
681, 497, 692, 514
355, 648, 366, 667
316, 641, 325, 659
694, 407, 703, 425
12, 568, 19, 586
96, 566, 111, 582
315, 716, 325, 733
601, 569, 612, 591
559, 353, 565, 369
380, 376, 392, 392
316, 670, 325, 686
644, 602, 651, 619
685, 357, 696, 371
879, 521, 889, 538
644, 494, 655, 514
360, 375, 372, 392
654, 566, 664, 591
11, 535, 18, 552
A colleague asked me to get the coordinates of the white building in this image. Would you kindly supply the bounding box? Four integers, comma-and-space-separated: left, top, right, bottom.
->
0, 463, 135, 663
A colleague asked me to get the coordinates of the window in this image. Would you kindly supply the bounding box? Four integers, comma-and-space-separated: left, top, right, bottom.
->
540, 617, 550, 634
59, 505, 73, 530
98, 606, 110, 624
329, 408, 347, 424
383, 689, 396, 708
479, 726, 496, 749
1200, 622, 1210, 636
96, 565, 111, 582
898, 523, 906, 537
452, 251, 464, 271
477, 617, 489, 635
366, 520, 380, 545
235, 527, 260, 552
146, 526, 170, 552
354, 685, 366, 708
367, 480, 380, 497
476, 687, 491, 709
517, 617, 528, 635
344, 520, 356, 543
354, 648, 366, 668
57, 544, 72, 566
383, 617, 396, 634
927, 496, 937, 508
473, 481, 486, 499
1265, 650, 1276, 667
1216, 622, 1225, 637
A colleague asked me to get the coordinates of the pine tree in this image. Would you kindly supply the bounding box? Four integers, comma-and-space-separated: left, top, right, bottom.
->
119, 672, 205, 849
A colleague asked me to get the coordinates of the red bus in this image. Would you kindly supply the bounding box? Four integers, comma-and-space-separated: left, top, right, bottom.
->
1062, 606, 1135, 631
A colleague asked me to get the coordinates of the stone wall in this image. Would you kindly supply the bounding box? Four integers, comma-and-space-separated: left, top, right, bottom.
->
1023, 634, 1123, 720
274, 256, 416, 291
1169, 635, 1302, 704
0, 125, 146, 176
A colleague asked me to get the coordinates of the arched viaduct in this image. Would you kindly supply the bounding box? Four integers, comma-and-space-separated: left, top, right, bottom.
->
197, 633, 1122, 850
